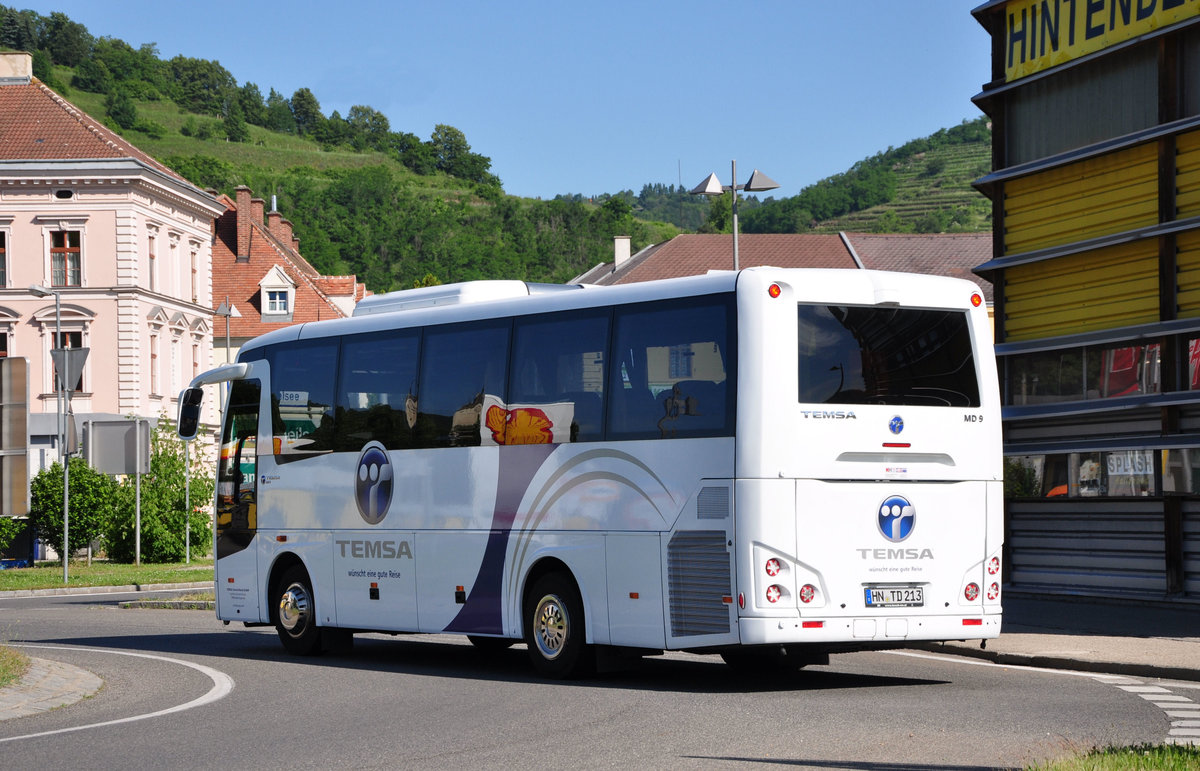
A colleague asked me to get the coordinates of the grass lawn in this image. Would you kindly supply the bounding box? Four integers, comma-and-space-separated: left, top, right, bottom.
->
0, 560, 213, 593
0, 645, 29, 689
1030, 744, 1200, 769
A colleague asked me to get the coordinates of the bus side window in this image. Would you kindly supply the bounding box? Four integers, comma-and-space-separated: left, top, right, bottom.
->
510, 310, 608, 443
336, 330, 421, 452
265, 340, 338, 456
608, 295, 735, 440
416, 320, 510, 448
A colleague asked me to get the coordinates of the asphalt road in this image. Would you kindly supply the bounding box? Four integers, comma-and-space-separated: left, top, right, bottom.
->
0, 592, 1177, 769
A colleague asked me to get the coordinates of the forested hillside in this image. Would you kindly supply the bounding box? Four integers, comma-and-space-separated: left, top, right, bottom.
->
1, 6, 991, 292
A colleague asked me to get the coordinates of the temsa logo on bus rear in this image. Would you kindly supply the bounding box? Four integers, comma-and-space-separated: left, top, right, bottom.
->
857, 547, 934, 560
799, 410, 857, 419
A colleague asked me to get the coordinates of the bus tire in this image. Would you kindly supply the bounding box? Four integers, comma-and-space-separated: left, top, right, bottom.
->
524, 573, 592, 679
275, 566, 322, 656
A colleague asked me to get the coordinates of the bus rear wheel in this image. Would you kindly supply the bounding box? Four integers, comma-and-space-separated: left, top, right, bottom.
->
275, 566, 322, 656
524, 573, 592, 679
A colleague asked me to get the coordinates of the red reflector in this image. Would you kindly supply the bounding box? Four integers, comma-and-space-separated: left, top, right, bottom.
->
456, 585, 464, 592
883, 443, 910, 448
370, 582, 378, 588
629, 592, 639, 600
738, 593, 745, 609
276, 535, 288, 542
722, 595, 733, 604
768, 283, 782, 298
802, 621, 823, 629
227, 577, 234, 583
962, 619, 983, 626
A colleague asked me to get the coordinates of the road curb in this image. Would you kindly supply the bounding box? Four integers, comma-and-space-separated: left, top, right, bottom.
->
0, 581, 211, 599
909, 641, 1200, 683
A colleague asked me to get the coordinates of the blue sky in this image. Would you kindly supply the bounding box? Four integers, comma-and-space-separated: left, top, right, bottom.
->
20, 1, 992, 201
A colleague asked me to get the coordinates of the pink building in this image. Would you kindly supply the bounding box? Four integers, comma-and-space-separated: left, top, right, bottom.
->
0, 51, 225, 472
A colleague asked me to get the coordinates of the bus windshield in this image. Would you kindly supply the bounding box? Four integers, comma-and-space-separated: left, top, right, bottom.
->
797, 303, 980, 407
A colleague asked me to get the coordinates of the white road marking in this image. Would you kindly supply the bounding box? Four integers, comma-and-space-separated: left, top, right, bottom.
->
0, 644, 234, 744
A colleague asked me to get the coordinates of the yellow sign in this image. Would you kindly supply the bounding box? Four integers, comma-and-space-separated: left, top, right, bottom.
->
1002, 0, 1200, 81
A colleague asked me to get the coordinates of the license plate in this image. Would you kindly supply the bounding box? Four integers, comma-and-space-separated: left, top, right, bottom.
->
864, 585, 924, 607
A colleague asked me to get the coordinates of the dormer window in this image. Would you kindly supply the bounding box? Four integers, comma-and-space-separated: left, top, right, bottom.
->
267, 290, 289, 314
258, 265, 296, 322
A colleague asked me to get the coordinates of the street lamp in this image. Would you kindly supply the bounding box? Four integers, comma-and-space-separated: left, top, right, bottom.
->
691, 160, 780, 271
29, 284, 68, 583
214, 297, 241, 366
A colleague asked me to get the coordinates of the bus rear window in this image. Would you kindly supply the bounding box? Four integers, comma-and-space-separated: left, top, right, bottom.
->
797, 304, 980, 407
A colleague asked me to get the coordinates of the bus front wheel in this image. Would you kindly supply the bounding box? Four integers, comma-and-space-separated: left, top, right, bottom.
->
524, 573, 592, 679
275, 566, 322, 656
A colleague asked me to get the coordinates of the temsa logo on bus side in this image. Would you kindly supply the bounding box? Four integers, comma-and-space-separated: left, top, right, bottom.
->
799, 410, 857, 419
857, 548, 934, 560
336, 539, 413, 559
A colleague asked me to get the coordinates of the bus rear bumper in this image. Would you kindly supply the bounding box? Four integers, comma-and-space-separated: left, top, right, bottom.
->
737, 612, 1002, 646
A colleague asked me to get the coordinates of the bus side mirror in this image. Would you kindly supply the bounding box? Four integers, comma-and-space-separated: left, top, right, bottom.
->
178, 387, 204, 440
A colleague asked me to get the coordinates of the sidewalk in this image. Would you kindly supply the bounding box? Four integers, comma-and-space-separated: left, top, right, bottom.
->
3, 586, 1199, 722
918, 593, 1200, 682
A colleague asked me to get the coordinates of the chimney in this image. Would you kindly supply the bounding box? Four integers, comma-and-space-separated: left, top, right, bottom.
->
266, 210, 283, 241
0, 52, 32, 85
293, 237, 301, 253
251, 197, 265, 225
281, 219, 294, 246
614, 236, 632, 271
235, 186, 252, 260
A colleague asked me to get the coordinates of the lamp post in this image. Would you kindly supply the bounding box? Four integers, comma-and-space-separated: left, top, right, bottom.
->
214, 297, 241, 366
29, 284, 67, 583
690, 160, 780, 271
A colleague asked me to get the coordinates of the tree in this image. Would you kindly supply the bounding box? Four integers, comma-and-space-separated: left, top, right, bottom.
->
237, 82, 267, 126
71, 58, 114, 94
290, 87, 324, 136
264, 88, 296, 133
30, 458, 119, 559
0, 516, 22, 554
105, 87, 138, 130
106, 417, 214, 563
223, 99, 250, 143
168, 55, 235, 115
44, 11, 92, 67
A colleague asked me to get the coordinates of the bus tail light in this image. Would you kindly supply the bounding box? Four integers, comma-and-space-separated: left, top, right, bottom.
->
987, 556, 1000, 575
987, 582, 1000, 601
765, 585, 783, 603
764, 558, 781, 577
799, 584, 816, 604
964, 583, 980, 602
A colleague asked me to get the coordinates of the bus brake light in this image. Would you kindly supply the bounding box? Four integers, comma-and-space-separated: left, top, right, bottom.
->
964, 583, 980, 602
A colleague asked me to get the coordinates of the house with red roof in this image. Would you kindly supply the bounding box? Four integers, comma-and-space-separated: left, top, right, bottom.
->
209, 186, 367, 365
0, 51, 225, 477
576, 232, 993, 305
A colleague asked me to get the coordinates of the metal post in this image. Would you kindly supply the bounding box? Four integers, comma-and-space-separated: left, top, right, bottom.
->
184, 440, 191, 563
54, 291, 68, 584
135, 418, 141, 566
730, 159, 740, 272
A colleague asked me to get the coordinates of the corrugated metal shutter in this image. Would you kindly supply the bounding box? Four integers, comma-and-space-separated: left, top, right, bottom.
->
1003, 143, 1158, 255
1185, 501, 1200, 598
1003, 240, 1159, 341
1007, 498, 1167, 597
1176, 228, 1200, 317
1176, 130, 1200, 216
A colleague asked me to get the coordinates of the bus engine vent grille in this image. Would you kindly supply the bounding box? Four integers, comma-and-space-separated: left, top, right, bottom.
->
696, 486, 729, 519
667, 530, 731, 637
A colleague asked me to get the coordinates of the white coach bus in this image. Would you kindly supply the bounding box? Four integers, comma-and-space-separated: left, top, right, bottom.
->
178, 267, 1002, 678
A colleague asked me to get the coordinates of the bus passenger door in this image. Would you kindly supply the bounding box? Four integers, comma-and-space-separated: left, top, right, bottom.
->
215, 367, 269, 623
